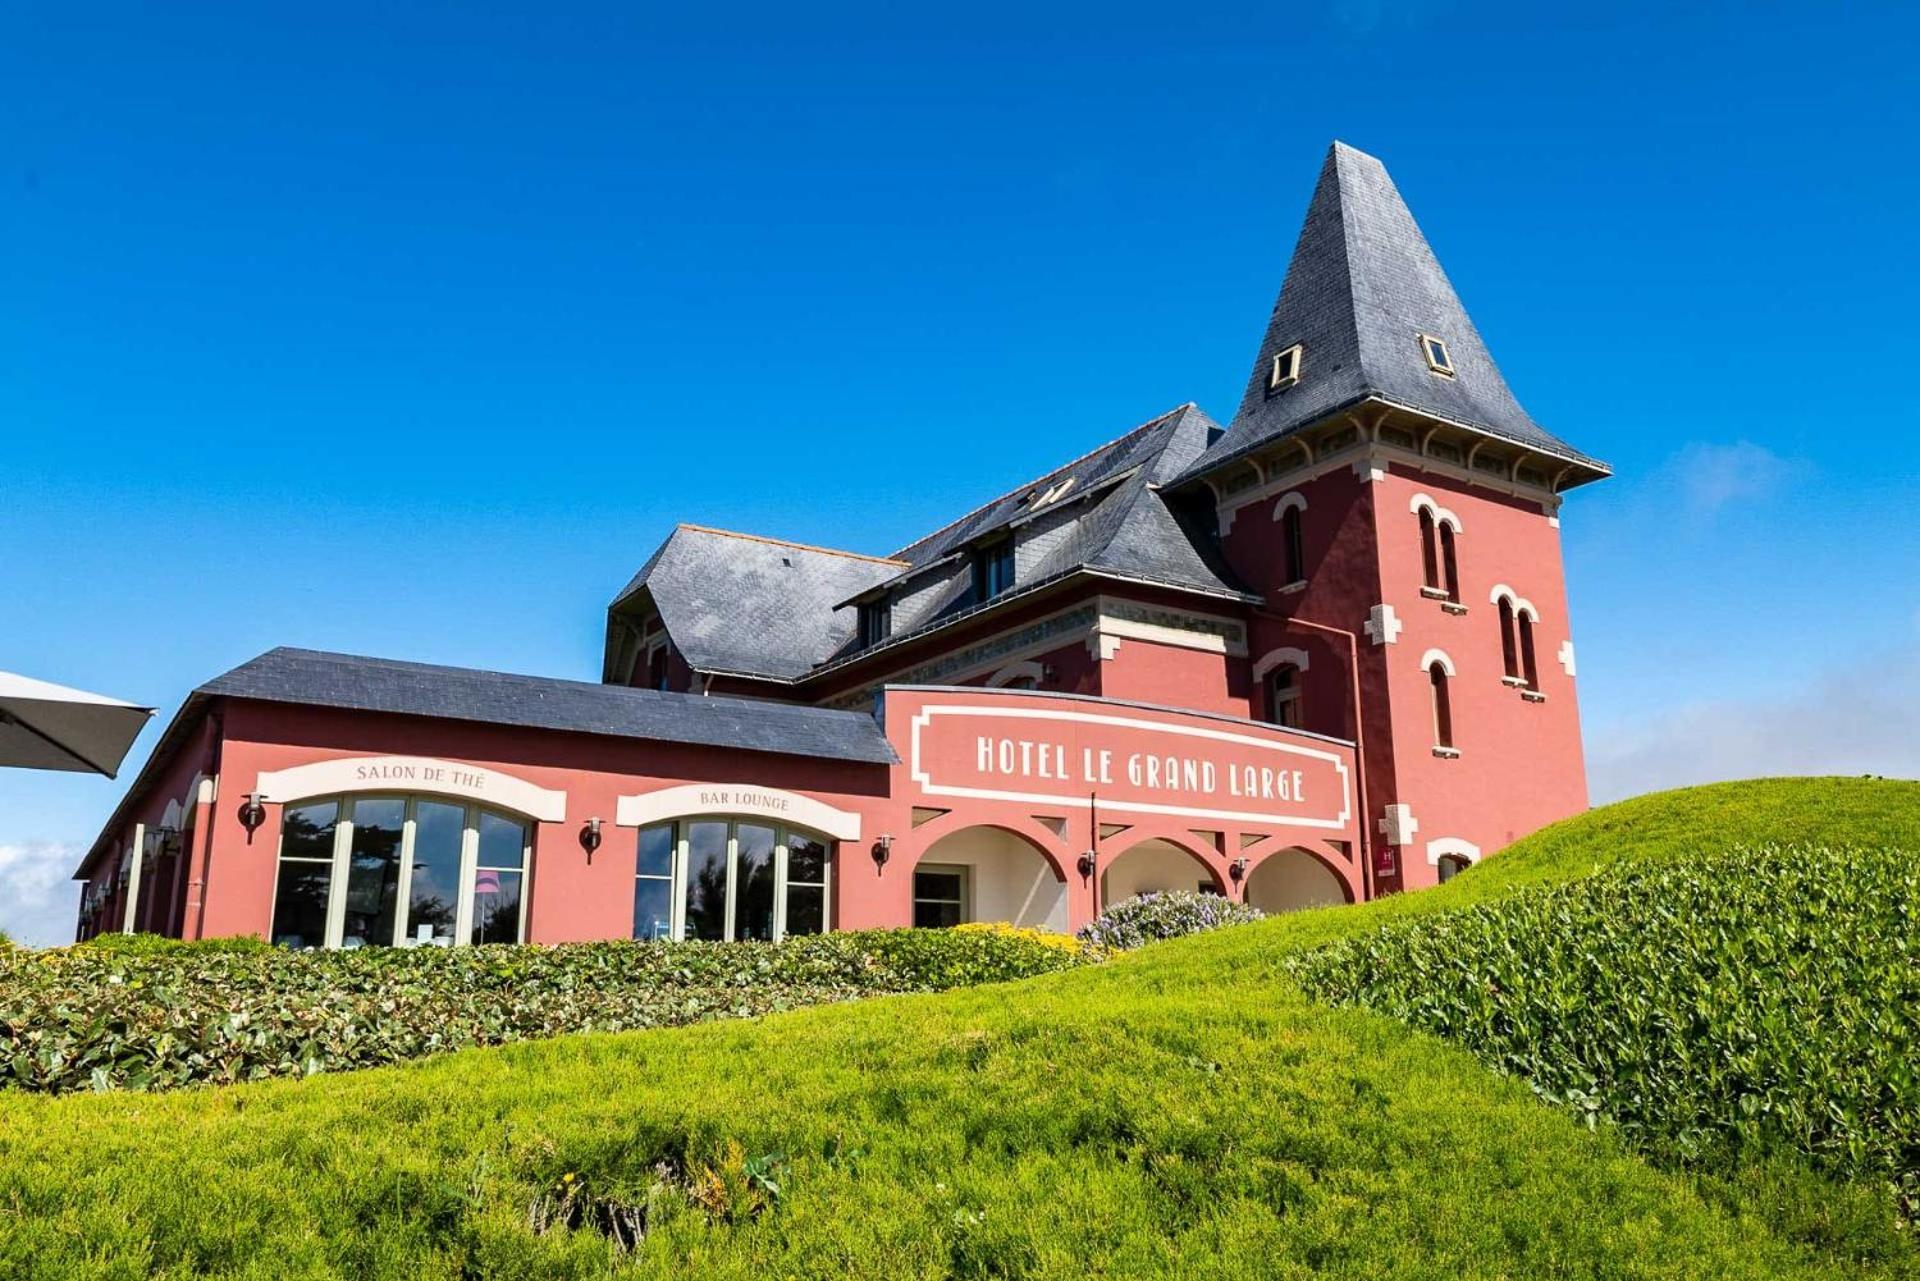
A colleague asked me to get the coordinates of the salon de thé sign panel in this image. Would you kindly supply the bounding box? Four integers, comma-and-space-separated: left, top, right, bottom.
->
898, 693, 1353, 830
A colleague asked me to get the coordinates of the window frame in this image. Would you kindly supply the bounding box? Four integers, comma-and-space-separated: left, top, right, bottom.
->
1280, 503, 1306, 585
269, 794, 532, 950
857, 598, 891, 648
1428, 663, 1455, 750
1418, 333, 1456, 377
972, 539, 1016, 602
1265, 663, 1304, 730
912, 862, 971, 928
632, 818, 835, 943
1267, 342, 1304, 393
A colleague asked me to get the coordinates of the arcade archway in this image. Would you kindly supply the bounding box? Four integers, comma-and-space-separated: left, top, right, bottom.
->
1099, 836, 1222, 907
1243, 847, 1349, 913
912, 825, 1068, 932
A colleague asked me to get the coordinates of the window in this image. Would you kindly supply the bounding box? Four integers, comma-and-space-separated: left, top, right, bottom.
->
1436, 853, 1470, 883
1266, 663, 1303, 730
857, 599, 891, 648
972, 540, 1015, 602
270, 796, 530, 949
645, 643, 669, 691
913, 864, 969, 928
1518, 613, 1540, 691
1498, 598, 1520, 680
1281, 504, 1306, 584
1418, 333, 1455, 377
1419, 508, 1440, 592
631, 819, 832, 943
1438, 523, 1460, 602
1428, 663, 1454, 750
1268, 343, 1303, 393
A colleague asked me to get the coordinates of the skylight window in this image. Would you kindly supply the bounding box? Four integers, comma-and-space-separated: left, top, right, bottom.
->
1029, 477, 1077, 508
1418, 334, 1455, 377
1268, 343, 1303, 393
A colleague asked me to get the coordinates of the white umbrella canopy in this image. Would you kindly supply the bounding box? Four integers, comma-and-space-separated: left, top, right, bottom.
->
0, 671, 154, 778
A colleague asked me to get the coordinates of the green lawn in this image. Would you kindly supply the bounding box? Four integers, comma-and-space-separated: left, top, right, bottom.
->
0, 777, 1914, 1279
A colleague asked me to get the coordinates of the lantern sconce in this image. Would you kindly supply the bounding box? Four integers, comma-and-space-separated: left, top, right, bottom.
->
871, 834, 893, 872
1076, 849, 1097, 883
579, 817, 603, 861
237, 793, 267, 844
1229, 856, 1249, 886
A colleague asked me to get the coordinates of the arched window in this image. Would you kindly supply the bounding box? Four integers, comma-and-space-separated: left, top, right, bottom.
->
1419, 508, 1440, 591
1281, 505, 1306, 585
1518, 613, 1540, 691
1439, 523, 1460, 602
1436, 853, 1471, 883
632, 819, 831, 943
1428, 660, 1451, 752
269, 795, 531, 949
1266, 663, 1303, 729
1498, 597, 1519, 680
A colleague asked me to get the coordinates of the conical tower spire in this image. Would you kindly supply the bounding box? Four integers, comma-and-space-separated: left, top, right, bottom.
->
1181, 142, 1606, 482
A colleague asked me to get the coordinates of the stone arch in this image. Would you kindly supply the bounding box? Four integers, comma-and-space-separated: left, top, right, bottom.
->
1409, 492, 1463, 533
1488, 584, 1539, 622
985, 660, 1046, 689
1252, 646, 1311, 681
1419, 648, 1456, 677
1272, 490, 1309, 519
1099, 833, 1224, 907
1243, 846, 1351, 913
912, 822, 1070, 932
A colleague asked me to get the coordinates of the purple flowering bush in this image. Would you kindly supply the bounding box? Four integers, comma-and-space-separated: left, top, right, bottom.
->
1076, 890, 1266, 952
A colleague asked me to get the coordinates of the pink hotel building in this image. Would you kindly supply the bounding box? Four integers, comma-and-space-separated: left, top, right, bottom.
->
75, 143, 1607, 949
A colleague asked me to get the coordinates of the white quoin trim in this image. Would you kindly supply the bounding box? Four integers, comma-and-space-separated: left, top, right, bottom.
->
1363, 603, 1403, 645
1488, 583, 1540, 622
253, 756, 568, 823
986, 661, 1046, 688
1378, 803, 1419, 847
1353, 459, 1388, 483
1426, 837, 1482, 866
1419, 648, 1456, 677
615, 784, 862, 842
1272, 491, 1308, 520
1558, 640, 1577, 677
1252, 646, 1312, 681
1408, 492, 1463, 533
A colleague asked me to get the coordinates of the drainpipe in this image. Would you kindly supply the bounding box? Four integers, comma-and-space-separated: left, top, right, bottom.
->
189, 712, 225, 941
1254, 609, 1374, 902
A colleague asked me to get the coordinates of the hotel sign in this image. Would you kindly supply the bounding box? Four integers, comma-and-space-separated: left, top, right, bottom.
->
905, 701, 1352, 829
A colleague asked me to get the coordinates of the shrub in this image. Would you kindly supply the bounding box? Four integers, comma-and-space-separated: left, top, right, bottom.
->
1286, 842, 1920, 1216
1076, 890, 1264, 952
0, 927, 1081, 1095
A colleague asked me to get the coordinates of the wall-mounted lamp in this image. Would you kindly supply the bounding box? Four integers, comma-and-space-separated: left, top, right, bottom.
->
871, 834, 893, 872
579, 817, 603, 861
1229, 857, 1249, 886
237, 793, 267, 843
1077, 849, 1098, 882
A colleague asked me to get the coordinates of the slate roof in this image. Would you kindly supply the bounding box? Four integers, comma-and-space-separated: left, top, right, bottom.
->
610, 526, 904, 680
1177, 142, 1609, 485
203, 647, 897, 763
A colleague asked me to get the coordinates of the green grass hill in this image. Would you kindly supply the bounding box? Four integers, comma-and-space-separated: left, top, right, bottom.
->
0, 777, 1914, 1279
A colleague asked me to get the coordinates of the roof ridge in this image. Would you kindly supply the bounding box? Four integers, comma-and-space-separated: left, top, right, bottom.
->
674, 523, 908, 566
888, 403, 1197, 560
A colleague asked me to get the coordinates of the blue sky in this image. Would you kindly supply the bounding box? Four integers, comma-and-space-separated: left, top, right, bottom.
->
3, 2, 1916, 943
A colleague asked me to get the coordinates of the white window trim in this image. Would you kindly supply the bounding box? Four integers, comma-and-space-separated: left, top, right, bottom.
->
1419, 648, 1457, 677
1426, 837, 1481, 867
1488, 584, 1540, 622
1272, 490, 1309, 520
1417, 333, 1456, 377
1252, 646, 1312, 682
987, 660, 1046, 688
637, 818, 834, 943
1268, 343, 1303, 391
1408, 492, 1463, 534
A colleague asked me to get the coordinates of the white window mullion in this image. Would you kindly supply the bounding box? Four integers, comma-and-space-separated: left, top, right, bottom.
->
722, 826, 739, 943
454, 806, 479, 945
671, 826, 687, 942
772, 834, 789, 943
392, 799, 418, 947
324, 800, 354, 949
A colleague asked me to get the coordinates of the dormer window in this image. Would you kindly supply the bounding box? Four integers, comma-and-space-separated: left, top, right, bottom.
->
1418, 334, 1455, 377
857, 599, 891, 648
1267, 343, 1303, 393
972, 539, 1015, 602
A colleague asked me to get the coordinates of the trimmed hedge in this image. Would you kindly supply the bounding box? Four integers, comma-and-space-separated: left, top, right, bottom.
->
1077, 889, 1265, 951
0, 927, 1084, 1095
1287, 842, 1920, 1216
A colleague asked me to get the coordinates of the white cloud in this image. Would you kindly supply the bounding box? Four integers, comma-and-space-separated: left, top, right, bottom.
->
1587, 644, 1920, 804
0, 840, 81, 948
1668, 440, 1801, 514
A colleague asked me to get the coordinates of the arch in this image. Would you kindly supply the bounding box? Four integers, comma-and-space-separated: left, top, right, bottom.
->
255, 755, 567, 823
1408, 492, 1463, 533
1252, 646, 1312, 681
1488, 584, 1540, 621
1426, 837, 1481, 866
616, 783, 861, 841
986, 661, 1046, 689
1419, 648, 1456, 677
913, 823, 1069, 932
1272, 490, 1309, 519
1243, 846, 1351, 913
1099, 834, 1223, 907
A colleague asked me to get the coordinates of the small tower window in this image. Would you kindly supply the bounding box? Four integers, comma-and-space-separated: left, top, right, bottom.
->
1518, 613, 1540, 691
972, 539, 1016, 602
1429, 663, 1454, 750
858, 599, 891, 648
1418, 333, 1455, 377
1498, 598, 1520, 681
1281, 504, 1306, 585
1438, 523, 1460, 603
1267, 343, 1304, 393
1266, 663, 1304, 730
1419, 508, 1440, 592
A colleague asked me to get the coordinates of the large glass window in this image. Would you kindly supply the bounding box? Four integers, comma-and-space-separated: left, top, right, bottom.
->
913, 865, 968, 928
269, 795, 532, 949
631, 819, 834, 943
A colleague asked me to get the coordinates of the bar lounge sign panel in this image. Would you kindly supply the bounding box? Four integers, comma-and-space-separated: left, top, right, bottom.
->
907, 703, 1351, 829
